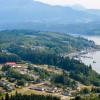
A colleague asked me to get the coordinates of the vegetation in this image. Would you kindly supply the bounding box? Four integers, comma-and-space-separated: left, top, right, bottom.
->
74, 95, 100, 100
0, 53, 21, 63
0, 30, 100, 98
0, 30, 96, 54
2, 66, 34, 81
1, 93, 60, 100
17, 79, 27, 86
33, 67, 51, 79
91, 87, 100, 93
52, 71, 77, 88
7, 45, 100, 86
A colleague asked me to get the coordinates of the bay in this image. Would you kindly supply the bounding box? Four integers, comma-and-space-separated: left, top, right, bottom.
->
81, 36, 100, 73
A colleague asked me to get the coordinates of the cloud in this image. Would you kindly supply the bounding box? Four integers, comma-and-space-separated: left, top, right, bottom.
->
34, 0, 100, 9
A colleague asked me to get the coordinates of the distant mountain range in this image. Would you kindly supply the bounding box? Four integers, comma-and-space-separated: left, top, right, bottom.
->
0, 0, 100, 34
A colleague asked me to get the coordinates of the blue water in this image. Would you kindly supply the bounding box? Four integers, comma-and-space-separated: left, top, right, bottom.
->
81, 36, 100, 74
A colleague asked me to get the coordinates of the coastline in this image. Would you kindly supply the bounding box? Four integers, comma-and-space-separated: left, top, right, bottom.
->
64, 47, 100, 59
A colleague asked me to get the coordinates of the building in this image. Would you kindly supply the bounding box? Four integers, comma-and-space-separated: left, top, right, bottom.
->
30, 87, 45, 91
5, 62, 16, 67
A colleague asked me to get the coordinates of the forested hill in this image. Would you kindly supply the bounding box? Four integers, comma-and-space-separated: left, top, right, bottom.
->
0, 30, 96, 53
7, 46, 100, 86
0, 30, 100, 86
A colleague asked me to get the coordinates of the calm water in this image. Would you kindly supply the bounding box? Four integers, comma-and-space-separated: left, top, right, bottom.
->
81, 36, 100, 73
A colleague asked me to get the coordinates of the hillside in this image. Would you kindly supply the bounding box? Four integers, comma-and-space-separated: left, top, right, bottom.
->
0, 30, 100, 99
0, 30, 96, 53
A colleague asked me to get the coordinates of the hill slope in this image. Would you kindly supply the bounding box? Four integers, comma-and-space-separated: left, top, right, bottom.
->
0, 30, 96, 53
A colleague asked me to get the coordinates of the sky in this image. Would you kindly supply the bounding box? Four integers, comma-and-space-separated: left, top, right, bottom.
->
35, 0, 100, 9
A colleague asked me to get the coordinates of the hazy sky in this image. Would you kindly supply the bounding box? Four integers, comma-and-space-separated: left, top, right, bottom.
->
35, 0, 100, 9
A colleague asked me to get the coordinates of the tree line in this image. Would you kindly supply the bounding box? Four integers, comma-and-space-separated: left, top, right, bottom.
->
7, 45, 100, 86
1, 93, 60, 100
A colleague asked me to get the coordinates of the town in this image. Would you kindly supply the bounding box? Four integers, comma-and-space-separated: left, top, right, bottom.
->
0, 61, 100, 100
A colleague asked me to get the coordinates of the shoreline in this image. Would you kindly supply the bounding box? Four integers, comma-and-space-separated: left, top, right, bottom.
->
63, 49, 100, 74
64, 48, 100, 59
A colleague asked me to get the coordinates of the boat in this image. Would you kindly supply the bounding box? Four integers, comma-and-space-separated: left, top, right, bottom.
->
93, 61, 96, 63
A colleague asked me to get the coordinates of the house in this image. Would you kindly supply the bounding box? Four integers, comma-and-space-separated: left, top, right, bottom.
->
46, 88, 55, 93
1, 50, 8, 53
9, 78, 16, 82
0, 89, 6, 94
0, 81, 7, 87
5, 62, 16, 67
63, 92, 71, 96
5, 84, 15, 92
30, 87, 45, 91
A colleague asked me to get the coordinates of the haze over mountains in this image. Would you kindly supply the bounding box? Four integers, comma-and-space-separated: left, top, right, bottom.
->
0, 0, 100, 34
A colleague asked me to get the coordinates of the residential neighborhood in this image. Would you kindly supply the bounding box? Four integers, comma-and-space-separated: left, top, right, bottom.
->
0, 62, 100, 100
